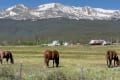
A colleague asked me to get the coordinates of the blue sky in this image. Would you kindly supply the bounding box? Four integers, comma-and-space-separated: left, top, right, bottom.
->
0, 0, 120, 10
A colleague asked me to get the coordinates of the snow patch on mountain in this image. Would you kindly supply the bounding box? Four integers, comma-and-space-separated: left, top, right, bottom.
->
0, 3, 120, 20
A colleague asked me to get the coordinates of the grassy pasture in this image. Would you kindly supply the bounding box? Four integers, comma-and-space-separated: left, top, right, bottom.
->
0, 45, 120, 80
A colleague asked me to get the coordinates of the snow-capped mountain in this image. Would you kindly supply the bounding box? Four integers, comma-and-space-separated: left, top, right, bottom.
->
0, 3, 120, 20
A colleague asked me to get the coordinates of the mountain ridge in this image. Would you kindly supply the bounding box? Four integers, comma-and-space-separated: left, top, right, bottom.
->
0, 3, 120, 20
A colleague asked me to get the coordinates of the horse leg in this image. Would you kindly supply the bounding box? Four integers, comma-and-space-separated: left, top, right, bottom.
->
55, 59, 59, 67
0, 59, 3, 64
110, 59, 112, 67
107, 58, 111, 68
47, 59, 49, 67
6, 57, 9, 64
45, 59, 49, 67
46, 59, 49, 67
53, 59, 54, 67
9, 53, 14, 64
55, 60, 58, 67
107, 59, 109, 67
114, 59, 116, 67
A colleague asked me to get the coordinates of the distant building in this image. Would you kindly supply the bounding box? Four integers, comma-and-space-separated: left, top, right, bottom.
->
41, 40, 60, 46
41, 41, 70, 46
63, 42, 69, 46
89, 40, 111, 45
51, 40, 60, 46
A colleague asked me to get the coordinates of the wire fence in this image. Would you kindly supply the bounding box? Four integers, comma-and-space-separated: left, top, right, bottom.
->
0, 64, 120, 80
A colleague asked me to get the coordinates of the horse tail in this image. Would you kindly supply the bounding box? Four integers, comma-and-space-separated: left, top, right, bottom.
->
57, 53, 59, 64
58, 56, 59, 65
53, 50, 59, 67
56, 52, 59, 65
9, 53, 14, 64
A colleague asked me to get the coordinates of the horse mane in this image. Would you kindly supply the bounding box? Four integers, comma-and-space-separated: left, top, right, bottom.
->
5, 51, 14, 64
9, 52, 14, 64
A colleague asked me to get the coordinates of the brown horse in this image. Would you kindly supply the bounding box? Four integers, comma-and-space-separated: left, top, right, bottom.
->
105, 50, 119, 68
0, 51, 14, 64
44, 50, 59, 67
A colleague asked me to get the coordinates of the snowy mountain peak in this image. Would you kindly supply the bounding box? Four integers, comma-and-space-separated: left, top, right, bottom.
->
38, 3, 63, 8
0, 3, 120, 20
15, 4, 28, 9
37, 3, 64, 11
6, 4, 28, 11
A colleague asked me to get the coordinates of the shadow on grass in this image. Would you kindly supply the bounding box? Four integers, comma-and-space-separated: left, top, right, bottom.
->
48, 65, 64, 68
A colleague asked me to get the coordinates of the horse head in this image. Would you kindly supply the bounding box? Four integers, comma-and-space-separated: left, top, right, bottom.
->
115, 56, 120, 66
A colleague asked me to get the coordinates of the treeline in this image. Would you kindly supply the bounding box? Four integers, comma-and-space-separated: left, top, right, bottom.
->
0, 36, 120, 45
0, 18, 120, 45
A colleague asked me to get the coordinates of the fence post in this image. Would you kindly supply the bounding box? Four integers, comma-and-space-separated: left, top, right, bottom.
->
80, 66, 84, 80
20, 62, 23, 80
110, 77, 113, 80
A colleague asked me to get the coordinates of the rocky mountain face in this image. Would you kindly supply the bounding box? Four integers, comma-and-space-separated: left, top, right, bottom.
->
0, 3, 120, 20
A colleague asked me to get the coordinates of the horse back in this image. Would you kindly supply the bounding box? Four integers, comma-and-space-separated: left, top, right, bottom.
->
106, 50, 118, 59
52, 50, 59, 59
112, 51, 117, 58
44, 50, 53, 59
44, 50, 59, 60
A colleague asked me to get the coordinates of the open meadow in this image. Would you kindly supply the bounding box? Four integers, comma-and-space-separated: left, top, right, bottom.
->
0, 45, 120, 80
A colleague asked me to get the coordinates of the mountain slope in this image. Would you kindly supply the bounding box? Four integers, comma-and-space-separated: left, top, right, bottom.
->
0, 3, 120, 20
0, 18, 120, 43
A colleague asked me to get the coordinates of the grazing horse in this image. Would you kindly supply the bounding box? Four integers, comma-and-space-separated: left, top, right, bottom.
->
44, 50, 59, 67
105, 50, 119, 68
0, 51, 14, 64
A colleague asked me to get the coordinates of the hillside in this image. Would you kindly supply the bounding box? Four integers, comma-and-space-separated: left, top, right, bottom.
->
0, 18, 120, 44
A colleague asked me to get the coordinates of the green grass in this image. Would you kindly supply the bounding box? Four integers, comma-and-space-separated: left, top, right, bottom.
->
0, 45, 120, 80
